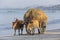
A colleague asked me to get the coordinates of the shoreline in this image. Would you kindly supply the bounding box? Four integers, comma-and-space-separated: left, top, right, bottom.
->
0, 29, 60, 40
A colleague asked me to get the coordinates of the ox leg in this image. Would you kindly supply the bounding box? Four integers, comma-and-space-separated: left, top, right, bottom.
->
26, 29, 31, 35
14, 29, 16, 36
42, 22, 46, 34
40, 28, 43, 34
42, 26, 46, 33
42, 21, 47, 34
26, 28, 33, 35
40, 22, 45, 34
21, 28, 23, 35
40, 24, 44, 34
26, 28, 28, 34
40, 26, 46, 34
31, 28, 35, 35
27, 29, 31, 34
28, 28, 35, 35
38, 28, 40, 34
18, 29, 20, 35
38, 22, 41, 34
26, 25, 28, 34
26, 27, 30, 34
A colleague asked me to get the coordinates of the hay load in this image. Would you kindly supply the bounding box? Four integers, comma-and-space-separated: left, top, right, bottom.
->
24, 8, 47, 21
24, 8, 48, 34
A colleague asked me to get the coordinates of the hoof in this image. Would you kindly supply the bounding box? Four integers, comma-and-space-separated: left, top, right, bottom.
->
21, 34, 23, 35
38, 32, 40, 34
14, 34, 16, 36
31, 33, 34, 35
18, 34, 20, 36
40, 32, 44, 34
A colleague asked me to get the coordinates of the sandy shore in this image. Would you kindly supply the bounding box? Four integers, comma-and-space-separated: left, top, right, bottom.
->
0, 29, 60, 40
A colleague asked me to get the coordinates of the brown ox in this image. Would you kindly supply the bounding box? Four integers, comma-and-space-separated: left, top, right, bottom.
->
12, 19, 24, 36
26, 19, 40, 35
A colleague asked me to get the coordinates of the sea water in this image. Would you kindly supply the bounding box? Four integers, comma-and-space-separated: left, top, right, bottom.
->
0, 9, 60, 36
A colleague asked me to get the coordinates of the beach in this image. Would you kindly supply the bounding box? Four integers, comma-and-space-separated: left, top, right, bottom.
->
0, 29, 60, 40
0, 9, 60, 40
0, 0, 60, 40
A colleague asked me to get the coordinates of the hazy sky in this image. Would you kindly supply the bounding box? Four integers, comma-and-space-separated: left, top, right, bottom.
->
0, 0, 60, 8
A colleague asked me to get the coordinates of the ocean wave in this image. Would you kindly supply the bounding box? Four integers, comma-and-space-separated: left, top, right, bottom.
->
47, 19, 60, 25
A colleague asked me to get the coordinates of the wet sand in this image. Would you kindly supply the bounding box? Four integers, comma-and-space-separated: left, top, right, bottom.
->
0, 29, 60, 40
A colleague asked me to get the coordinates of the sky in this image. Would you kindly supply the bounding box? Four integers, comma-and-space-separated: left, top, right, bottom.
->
0, 0, 60, 8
